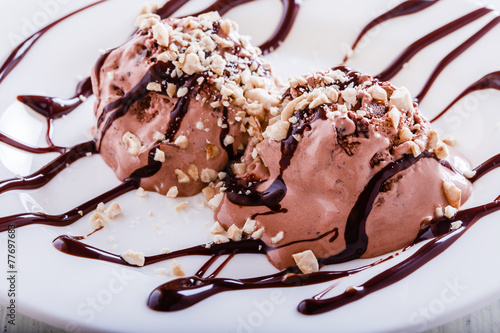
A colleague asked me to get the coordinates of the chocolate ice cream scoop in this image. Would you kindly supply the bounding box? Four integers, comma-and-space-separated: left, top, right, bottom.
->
215, 67, 473, 270
92, 12, 281, 197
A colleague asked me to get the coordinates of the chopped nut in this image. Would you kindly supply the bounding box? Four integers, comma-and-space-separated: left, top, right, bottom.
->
427, 129, 439, 149
166, 186, 178, 198
152, 22, 170, 47
464, 170, 476, 179
90, 212, 106, 231
135, 13, 160, 30
154, 148, 165, 162
174, 135, 189, 149
105, 202, 121, 220
202, 186, 215, 201
251, 227, 265, 240
450, 221, 463, 230
292, 250, 319, 274
227, 224, 242, 241
367, 85, 388, 102
263, 120, 290, 141
435, 206, 444, 218
434, 142, 448, 160
153, 131, 166, 141
399, 127, 413, 142
182, 53, 206, 75
281, 94, 308, 121
146, 82, 162, 92
97, 202, 106, 212
171, 260, 186, 276
223, 135, 235, 146
121, 249, 145, 266
389, 87, 413, 111
205, 143, 221, 159
213, 234, 230, 244
242, 218, 257, 235
177, 87, 189, 97
201, 168, 218, 183
166, 83, 177, 98
208, 193, 224, 210
410, 141, 421, 157
387, 106, 400, 129
442, 180, 461, 209
175, 201, 189, 211
232, 163, 247, 175
175, 169, 191, 183
309, 93, 329, 109
187, 164, 199, 181
122, 132, 143, 156
414, 139, 426, 150
444, 205, 458, 219
271, 231, 284, 244
341, 87, 357, 107
210, 221, 225, 234
442, 134, 457, 146
136, 187, 147, 197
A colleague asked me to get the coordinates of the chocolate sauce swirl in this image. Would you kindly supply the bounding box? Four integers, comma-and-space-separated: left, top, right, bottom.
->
347, 0, 439, 62
17, 77, 93, 120
2, 0, 500, 321
431, 71, 500, 122
0, 179, 137, 232
375, 7, 493, 82
0, 141, 96, 196
415, 16, 500, 102
0, 0, 107, 85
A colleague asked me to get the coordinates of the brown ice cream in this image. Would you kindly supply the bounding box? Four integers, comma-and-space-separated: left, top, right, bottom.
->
92, 12, 281, 197
215, 67, 473, 270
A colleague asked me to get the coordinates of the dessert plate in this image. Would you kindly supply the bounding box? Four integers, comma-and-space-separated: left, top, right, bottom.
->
1, 0, 500, 332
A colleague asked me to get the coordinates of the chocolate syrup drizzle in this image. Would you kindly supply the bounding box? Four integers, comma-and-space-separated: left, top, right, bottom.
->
2, 0, 500, 320
346, 0, 439, 62
432, 71, 500, 122
375, 7, 493, 82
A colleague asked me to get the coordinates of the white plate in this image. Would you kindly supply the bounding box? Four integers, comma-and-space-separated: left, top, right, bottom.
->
1, 0, 500, 332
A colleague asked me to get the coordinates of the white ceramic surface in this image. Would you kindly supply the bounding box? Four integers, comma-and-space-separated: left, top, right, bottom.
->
1, 0, 500, 332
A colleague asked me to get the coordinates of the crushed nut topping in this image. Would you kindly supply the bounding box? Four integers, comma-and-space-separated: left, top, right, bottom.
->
166, 186, 179, 198
121, 249, 145, 266
442, 180, 461, 209
292, 250, 319, 274
227, 224, 242, 241
171, 260, 186, 276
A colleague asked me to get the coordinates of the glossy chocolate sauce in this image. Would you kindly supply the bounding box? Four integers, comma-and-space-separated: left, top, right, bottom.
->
375, 7, 493, 82
0, 179, 137, 232
431, 71, 500, 122
415, 16, 500, 102
2, 0, 500, 319
346, 0, 439, 62
0, 141, 96, 196
17, 77, 93, 120
0, 0, 107, 85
